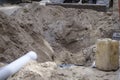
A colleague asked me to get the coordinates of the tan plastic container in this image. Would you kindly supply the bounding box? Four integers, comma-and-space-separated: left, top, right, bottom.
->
96, 38, 119, 71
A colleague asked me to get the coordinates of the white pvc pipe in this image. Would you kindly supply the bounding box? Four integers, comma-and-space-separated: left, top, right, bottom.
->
0, 51, 37, 80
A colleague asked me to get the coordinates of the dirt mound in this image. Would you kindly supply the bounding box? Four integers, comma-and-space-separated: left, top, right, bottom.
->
8, 61, 57, 80
0, 0, 117, 66
0, 1, 119, 80
8, 61, 119, 80
0, 11, 54, 63
10, 2, 114, 65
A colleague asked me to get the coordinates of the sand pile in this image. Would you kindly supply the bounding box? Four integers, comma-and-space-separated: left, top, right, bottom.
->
8, 61, 119, 80
8, 61, 57, 80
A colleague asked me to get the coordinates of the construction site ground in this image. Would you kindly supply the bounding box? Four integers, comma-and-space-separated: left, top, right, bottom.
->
0, 0, 120, 80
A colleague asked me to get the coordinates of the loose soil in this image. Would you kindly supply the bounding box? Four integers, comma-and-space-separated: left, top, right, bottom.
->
0, 0, 119, 80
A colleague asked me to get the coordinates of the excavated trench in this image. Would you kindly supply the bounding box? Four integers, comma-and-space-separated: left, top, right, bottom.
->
0, 2, 114, 65
0, 0, 119, 80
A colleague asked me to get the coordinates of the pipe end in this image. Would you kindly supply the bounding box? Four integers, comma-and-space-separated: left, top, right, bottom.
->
27, 51, 37, 60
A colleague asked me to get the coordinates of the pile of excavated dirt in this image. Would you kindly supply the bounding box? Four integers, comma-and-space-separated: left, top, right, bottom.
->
8, 61, 119, 80
0, 11, 54, 63
0, 0, 120, 80
10, 2, 114, 65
